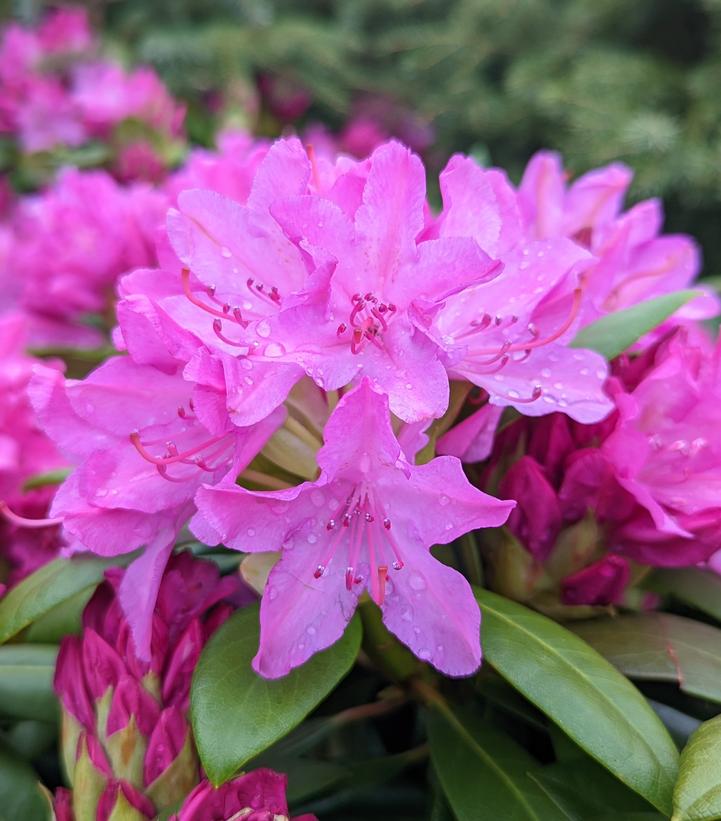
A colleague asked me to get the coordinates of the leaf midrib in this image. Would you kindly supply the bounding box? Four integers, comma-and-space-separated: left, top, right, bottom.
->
481, 600, 675, 808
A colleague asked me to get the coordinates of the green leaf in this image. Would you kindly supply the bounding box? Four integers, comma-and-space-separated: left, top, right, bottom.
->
529, 757, 663, 820
427, 704, 565, 821
673, 714, 721, 820
645, 568, 721, 622
475, 588, 678, 815
191, 604, 362, 785
0, 739, 50, 820
572, 613, 721, 704
22, 587, 94, 644
570, 290, 697, 360
0, 645, 58, 723
0, 555, 132, 645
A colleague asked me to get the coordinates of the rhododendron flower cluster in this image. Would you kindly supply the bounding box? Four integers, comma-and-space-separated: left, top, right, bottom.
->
53, 552, 248, 820
0, 167, 165, 346
0, 6, 184, 181
21, 129, 719, 686
474, 324, 721, 607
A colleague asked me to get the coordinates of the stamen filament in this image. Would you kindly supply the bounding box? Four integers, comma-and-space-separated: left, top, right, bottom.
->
0, 501, 63, 528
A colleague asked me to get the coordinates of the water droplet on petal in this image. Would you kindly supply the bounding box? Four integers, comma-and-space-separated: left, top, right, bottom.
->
256, 320, 271, 338
307, 533, 318, 544
418, 648, 432, 660
409, 574, 427, 591
220, 246, 232, 258
439, 494, 450, 506
247, 527, 256, 536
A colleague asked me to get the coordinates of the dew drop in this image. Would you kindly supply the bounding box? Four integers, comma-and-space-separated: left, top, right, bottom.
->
267, 586, 278, 600
247, 527, 256, 537
307, 533, 318, 544
439, 494, 450, 506
310, 490, 325, 507
409, 574, 427, 591
220, 246, 232, 258
256, 320, 271, 338
307, 625, 317, 635
418, 648, 432, 661
264, 342, 285, 357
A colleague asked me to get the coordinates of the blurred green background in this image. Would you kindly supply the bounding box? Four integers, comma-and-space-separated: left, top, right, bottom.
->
6, 0, 721, 271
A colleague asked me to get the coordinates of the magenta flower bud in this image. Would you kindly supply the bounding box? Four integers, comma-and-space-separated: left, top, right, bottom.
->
106, 676, 160, 738
54, 637, 94, 729
53, 787, 73, 821
171, 769, 317, 821
561, 556, 631, 606
161, 620, 204, 709
143, 706, 192, 787
526, 414, 576, 482
97, 780, 155, 821
499, 456, 561, 561
81, 629, 126, 700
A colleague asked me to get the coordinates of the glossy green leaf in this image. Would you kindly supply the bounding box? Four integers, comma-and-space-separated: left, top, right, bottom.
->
645, 568, 721, 623
573, 613, 721, 703
0, 740, 50, 820
0, 555, 131, 644
673, 714, 721, 820
529, 757, 663, 819
0, 645, 58, 722
570, 290, 697, 360
191, 604, 362, 785
475, 588, 678, 815
427, 705, 565, 821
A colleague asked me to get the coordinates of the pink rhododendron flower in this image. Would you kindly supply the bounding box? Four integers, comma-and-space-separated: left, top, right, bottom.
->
31, 352, 282, 656
427, 153, 613, 439
0, 7, 184, 174
172, 768, 317, 821
72, 63, 185, 139
518, 150, 719, 326
2, 168, 164, 345
574, 326, 721, 565
194, 379, 514, 678
258, 140, 500, 422
164, 129, 270, 205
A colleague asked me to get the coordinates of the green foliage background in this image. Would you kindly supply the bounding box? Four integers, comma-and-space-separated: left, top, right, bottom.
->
7, 0, 721, 270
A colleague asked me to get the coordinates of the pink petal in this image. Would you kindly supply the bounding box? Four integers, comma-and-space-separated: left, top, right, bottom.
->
381, 547, 481, 677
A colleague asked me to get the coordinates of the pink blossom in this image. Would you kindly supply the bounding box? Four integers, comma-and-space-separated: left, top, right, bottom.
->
2, 168, 164, 346
194, 379, 514, 678
587, 327, 721, 565
164, 130, 270, 205
172, 769, 317, 821
518, 150, 719, 327
72, 63, 185, 139
257, 140, 500, 422
30, 353, 281, 657
37, 7, 93, 54
428, 153, 613, 430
